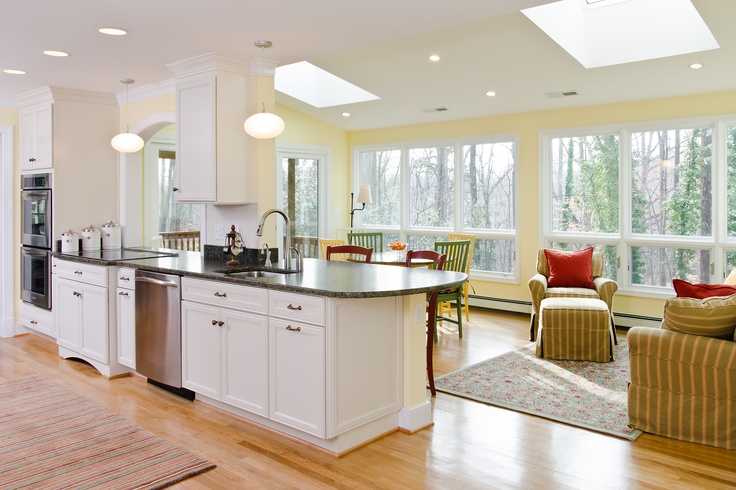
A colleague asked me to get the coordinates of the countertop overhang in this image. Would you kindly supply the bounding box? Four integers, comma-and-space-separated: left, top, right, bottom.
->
52, 250, 467, 299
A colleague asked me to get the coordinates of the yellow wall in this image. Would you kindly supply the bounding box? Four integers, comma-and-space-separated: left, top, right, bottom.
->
348, 90, 736, 319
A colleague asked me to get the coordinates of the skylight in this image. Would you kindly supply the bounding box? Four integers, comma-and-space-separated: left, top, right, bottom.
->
275, 61, 379, 108
522, 0, 719, 68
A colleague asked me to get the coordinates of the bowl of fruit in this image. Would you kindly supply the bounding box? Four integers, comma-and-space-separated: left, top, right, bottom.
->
389, 241, 407, 251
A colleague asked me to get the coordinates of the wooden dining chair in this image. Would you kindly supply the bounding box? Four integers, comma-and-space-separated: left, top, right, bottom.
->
318, 238, 345, 260
347, 232, 383, 253
433, 239, 471, 341
326, 244, 373, 263
448, 233, 476, 321
405, 250, 446, 397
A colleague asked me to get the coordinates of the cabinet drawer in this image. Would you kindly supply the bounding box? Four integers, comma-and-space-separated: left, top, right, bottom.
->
19, 303, 55, 338
116, 267, 135, 289
269, 291, 325, 326
181, 277, 268, 314
55, 260, 108, 286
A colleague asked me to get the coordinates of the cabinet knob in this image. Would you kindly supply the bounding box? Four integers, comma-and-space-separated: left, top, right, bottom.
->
286, 325, 301, 332
211, 320, 218, 326
29, 157, 36, 162
120, 276, 130, 281
173, 187, 179, 192
287, 304, 302, 311
214, 292, 227, 298
73, 291, 81, 297
74, 271, 83, 275
118, 291, 129, 297
30, 320, 38, 325
218, 321, 225, 327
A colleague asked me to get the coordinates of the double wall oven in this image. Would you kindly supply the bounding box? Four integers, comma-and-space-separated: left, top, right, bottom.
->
21, 173, 52, 310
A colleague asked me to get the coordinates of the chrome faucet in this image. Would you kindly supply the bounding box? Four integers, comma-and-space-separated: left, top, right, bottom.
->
256, 209, 292, 270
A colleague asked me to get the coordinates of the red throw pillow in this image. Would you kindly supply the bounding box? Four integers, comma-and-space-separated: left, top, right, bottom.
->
544, 247, 596, 289
672, 278, 736, 299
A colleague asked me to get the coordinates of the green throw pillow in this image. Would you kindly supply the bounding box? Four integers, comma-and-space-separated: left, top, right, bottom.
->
662, 295, 736, 340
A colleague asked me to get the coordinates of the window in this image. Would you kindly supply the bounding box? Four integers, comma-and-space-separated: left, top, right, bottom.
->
542, 117, 734, 296
354, 136, 518, 279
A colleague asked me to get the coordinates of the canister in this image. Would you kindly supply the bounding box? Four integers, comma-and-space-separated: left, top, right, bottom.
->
61, 230, 79, 253
81, 225, 101, 251
101, 220, 122, 249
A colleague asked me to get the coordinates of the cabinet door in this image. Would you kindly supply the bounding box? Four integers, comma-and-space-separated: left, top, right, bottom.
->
79, 283, 109, 363
269, 318, 325, 437
176, 74, 216, 202
182, 301, 221, 398
116, 287, 136, 369
56, 277, 81, 350
222, 309, 269, 416
20, 102, 53, 170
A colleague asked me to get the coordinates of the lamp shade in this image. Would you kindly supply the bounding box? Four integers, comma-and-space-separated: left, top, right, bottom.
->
244, 111, 285, 139
357, 184, 372, 204
111, 132, 144, 153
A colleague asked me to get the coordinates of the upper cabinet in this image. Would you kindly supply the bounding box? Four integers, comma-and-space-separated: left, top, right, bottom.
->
168, 53, 258, 204
20, 100, 53, 171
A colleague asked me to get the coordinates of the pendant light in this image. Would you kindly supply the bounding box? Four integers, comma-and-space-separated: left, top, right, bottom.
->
244, 40, 285, 139
111, 78, 144, 153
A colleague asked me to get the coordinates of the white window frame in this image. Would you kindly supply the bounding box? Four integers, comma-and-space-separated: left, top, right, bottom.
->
539, 114, 736, 299
352, 133, 520, 283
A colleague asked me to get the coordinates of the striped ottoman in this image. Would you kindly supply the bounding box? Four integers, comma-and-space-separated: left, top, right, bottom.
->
536, 297, 614, 362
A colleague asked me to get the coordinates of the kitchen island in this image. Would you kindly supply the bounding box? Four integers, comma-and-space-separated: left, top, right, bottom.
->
51, 250, 466, 455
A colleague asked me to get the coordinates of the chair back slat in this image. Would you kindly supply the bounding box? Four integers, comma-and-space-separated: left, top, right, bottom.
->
448, 233, 476, 274
434, 239, 471, 274
405, 250, 446, 270
318, 238, 345, 260
347, 232, 383, 252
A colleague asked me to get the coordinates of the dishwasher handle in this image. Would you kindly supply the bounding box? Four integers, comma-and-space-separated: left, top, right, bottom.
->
135, 276, 179, 288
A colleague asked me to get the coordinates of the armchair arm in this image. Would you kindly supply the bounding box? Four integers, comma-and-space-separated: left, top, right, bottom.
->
628, 326, 736, 450
528, 273, 548, 315
593, 277, 617, 311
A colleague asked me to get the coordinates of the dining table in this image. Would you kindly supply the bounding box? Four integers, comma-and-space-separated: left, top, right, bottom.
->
354, 251, 434, 267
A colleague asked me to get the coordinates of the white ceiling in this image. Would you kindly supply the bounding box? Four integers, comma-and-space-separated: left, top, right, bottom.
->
1, 0, 734, 131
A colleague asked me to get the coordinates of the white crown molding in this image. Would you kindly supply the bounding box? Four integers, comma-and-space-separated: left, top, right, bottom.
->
17, 86, 117, 106
115, 78, 176, 105
166, 52, 253, 78
0, 96, 18, 107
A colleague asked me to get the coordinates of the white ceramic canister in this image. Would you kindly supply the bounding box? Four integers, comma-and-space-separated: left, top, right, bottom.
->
81, 225, 101, 251
61, 230, 79, 253
101, 220, 122, 250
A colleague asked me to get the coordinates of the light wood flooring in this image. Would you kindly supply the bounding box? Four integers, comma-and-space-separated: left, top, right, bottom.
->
2, 309, 735, 489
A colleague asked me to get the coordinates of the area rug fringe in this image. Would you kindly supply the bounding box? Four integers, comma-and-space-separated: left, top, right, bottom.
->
434, 340, 642, 441
0, 375, 215, 490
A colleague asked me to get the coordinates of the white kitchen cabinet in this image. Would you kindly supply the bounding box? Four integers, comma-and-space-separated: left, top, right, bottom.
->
18, 303, 55, 338
269, 318, 325, 437
116, 267, 136, 369
169, 54, 254, 204
19, 101, 53, 171
181, 277, 269, 416
56, 276, 108, 363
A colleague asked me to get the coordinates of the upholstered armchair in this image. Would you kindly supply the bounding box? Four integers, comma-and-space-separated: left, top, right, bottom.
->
527, 248, 618, 341
628, 294, 736, 450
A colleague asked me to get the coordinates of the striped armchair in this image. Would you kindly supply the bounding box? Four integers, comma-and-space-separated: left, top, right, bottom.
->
628, 323, 736, 450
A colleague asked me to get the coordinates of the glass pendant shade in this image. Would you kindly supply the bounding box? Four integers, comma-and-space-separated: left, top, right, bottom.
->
244, 110, 285, 139
111, 132, 145, 153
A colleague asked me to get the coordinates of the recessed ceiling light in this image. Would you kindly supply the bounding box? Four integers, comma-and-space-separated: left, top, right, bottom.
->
99, 27, 127, 36
429, 54, 440, 62
3, 69, 26, 75
43, 50, 69, 57
486, 91, 496, 97
341, 112, 351, 117
689, 62, 703, 69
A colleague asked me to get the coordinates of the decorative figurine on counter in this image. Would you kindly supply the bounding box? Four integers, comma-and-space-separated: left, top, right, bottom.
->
223, 225, 244, 265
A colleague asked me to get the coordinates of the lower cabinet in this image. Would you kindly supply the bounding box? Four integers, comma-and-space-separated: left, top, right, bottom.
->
116, 267, 136, 369
269, 318, 325, 437
181, 278, 269, 416
56, 276, 108, 363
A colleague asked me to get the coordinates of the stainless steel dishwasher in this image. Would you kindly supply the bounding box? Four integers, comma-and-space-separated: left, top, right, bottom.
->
135, 269, 193, 399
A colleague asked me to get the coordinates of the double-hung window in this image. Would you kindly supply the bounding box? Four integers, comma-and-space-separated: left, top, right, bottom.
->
354, 135, 518, 280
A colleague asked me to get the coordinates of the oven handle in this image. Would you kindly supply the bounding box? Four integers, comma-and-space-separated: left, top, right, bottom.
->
22, 247, 49, 257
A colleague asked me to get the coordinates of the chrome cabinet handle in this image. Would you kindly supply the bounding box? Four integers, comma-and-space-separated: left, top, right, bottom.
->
214, 292, 227, 298
30, 320, 37, 325
118, 291, 129, 297
29, 157, 36, 162
287, 304, 302, 311
120, 276, 130, 281
286, 325, 301, 332
211, 320, 224, 327
74, 271, 83, 275
73, 291, 81, 297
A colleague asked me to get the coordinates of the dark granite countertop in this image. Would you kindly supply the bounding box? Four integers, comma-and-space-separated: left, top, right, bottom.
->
51, 249, 467, 299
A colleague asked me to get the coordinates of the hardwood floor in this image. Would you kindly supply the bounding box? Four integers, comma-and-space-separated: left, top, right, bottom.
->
2, 310, 735, 489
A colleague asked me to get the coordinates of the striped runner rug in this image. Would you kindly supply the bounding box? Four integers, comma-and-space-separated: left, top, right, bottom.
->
0, 375, 215, 490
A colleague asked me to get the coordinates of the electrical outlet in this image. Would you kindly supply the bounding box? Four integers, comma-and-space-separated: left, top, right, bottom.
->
334, 209, 341, 219
214, 224, 223, 239
414, 303, 424, 323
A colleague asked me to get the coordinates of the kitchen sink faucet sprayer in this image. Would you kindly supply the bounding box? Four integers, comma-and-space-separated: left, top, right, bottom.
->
256, 209, 298, 271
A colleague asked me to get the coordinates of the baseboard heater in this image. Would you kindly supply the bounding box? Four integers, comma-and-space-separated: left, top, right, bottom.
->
465, 295, 662, 329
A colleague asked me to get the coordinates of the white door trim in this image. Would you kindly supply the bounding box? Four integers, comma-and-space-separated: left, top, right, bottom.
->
0, 125, 14, 337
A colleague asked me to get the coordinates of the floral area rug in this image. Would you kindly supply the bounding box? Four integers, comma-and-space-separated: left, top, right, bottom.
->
434, 340, 642, 440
